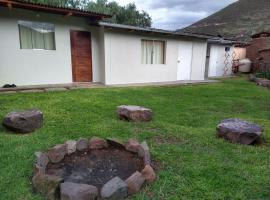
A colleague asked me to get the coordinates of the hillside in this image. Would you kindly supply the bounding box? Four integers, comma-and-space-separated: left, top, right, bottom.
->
181, 0, 270, 41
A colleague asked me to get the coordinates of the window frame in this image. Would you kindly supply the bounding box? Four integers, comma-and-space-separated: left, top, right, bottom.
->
18, 20, 56, 51
141, 39, 166, 65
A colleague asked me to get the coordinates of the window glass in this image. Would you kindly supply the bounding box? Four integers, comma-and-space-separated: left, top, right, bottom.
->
18, 20, 56, 50
141, 40, 165, 64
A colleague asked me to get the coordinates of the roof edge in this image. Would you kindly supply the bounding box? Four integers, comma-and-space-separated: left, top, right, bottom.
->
98, 22, 212, 40
0, 0, 111, 19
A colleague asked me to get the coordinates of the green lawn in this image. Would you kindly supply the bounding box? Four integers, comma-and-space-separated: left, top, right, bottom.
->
0, 78, 269, 200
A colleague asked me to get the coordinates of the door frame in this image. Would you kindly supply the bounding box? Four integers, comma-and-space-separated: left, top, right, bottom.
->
70, 30, 93, 82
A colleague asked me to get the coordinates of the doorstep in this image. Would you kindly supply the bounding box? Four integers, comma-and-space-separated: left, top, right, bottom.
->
0, 82, 104, 94
107, 80, 220, 87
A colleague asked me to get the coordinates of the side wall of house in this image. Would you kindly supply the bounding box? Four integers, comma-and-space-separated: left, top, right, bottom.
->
0, 7, 105, 86
103, 30, 207, 85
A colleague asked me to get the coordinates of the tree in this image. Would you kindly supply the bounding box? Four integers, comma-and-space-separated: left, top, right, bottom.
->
25, 0, 152, 27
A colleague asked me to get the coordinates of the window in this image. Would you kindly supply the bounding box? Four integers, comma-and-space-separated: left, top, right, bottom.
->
141, 40, 165, 64
18, 20, 56, 50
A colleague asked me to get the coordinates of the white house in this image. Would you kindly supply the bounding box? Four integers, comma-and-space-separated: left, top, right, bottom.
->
0, 0, 211, 87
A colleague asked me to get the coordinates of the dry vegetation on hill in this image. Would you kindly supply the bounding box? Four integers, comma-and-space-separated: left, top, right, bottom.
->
181, 0, 270, 41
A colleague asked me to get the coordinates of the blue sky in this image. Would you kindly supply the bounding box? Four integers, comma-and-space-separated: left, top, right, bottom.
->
109, 0, 238, 30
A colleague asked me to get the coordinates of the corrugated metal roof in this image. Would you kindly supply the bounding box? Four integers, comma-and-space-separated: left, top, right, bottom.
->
98, 22, 212, 39
0, 0, 111, 18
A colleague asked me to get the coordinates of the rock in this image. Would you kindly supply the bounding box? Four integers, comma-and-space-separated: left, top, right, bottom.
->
107, 138, 125, 149
256, 79, 270, 88
76, 138, 88, 151
89, 137, 108, 150
65, 140, 77, 155
138, 141, 151, 165
101, 177, 128, 199
35, 152, 49, 168
2, 109, 43, 133
125, 171, 145, 194
249, 74, 257, 82
32, 174, 63, 200
125, 139, 140, 153
117, 105, 153, 122
60, 182, 98, 200
217, 118, 263, 145
142, 165, 156, 183
48, 144, 67, 163
34, 164, 46, 175
34, 152, 49, 175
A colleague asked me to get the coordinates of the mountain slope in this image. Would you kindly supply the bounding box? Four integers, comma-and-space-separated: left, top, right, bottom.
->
181, 0, 270, 41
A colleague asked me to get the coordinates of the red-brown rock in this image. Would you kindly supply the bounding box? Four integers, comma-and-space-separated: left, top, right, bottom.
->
142, 165, 156, 183
48, 144, 67, 163
89, 137, 108, 150
125, 139, 140, 153
125, 171, 145, 194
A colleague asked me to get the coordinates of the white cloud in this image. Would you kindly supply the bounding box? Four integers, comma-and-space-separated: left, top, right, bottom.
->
107, 0, 238, 30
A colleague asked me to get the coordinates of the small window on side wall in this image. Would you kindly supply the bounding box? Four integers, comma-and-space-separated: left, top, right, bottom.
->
141, 39, 165, 64
18, 20, 56, 50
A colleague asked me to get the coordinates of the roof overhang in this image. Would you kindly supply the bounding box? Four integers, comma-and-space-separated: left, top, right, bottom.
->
97, 22, 212, 40
0, 0, 111, 20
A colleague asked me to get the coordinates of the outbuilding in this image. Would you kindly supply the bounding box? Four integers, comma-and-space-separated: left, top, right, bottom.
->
205, 38, 235, 78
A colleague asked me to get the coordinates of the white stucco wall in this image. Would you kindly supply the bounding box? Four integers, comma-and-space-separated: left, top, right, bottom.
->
0, 7, 105, 86
104, 30, 207, 85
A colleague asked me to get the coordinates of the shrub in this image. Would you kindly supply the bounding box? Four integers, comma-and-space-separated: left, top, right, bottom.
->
255, 72, 270, 80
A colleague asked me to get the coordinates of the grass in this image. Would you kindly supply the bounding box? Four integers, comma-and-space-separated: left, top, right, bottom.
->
0, 78, 269, 200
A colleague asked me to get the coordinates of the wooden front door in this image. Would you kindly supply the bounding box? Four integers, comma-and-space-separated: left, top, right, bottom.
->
70, 30, 92, 82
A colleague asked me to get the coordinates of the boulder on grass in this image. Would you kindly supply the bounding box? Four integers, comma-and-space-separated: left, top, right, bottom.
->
2, 109, 43, 133
117, 105, 153, 122
60, 182, 98, 200
217, 118, 263, 145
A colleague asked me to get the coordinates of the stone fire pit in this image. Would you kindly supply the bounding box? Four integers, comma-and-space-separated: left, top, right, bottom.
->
32, 137, 156, 200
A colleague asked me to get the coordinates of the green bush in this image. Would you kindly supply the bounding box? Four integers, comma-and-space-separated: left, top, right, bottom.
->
255, 72, 270, 80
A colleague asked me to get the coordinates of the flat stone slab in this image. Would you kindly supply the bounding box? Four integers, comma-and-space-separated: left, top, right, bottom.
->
101, 177, 128, 199
0, 91, 16, 95
19, 89, 44, 93
117, 105, 153, 122
60, 182, 98, 200
45, 87, 68, 92
217, 118, 263, 145
2, 109, 43, 133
